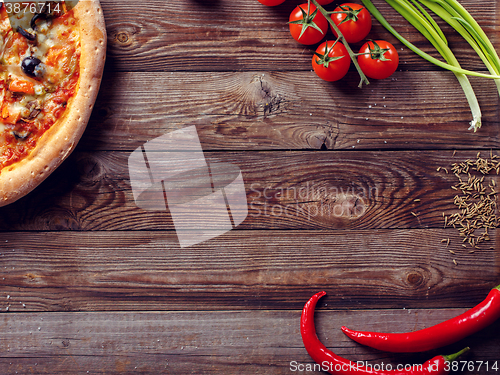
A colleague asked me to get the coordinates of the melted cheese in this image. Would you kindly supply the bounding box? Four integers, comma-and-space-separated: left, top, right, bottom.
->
0, 6, 80, 164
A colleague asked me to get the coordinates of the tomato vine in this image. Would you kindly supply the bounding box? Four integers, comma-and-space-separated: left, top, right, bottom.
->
309, 0, 370, 87
258, 0, 401, 86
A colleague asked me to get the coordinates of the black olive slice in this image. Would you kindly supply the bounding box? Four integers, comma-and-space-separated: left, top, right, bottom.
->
30, 1, 54, 30
30, 13, 47, 30
16, 26, 36, 42
12, 130, 30, 141
21, 56, 43, 78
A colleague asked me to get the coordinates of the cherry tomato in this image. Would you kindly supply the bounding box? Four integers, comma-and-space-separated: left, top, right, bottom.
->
312, 40, 351, 82
316, 0, 334, 4
357, 40, 399, 79
257, 0, 286, 5
289, 3, 328, 45
330, 3, 371, 44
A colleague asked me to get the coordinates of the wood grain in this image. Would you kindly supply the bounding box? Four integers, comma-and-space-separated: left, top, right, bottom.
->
1, 0, 499, 373
0, 230, 497, 312
86, 71, 500, 152
0, 150, 498, 231
103, 0, 499, 72
0, 309, 498, 374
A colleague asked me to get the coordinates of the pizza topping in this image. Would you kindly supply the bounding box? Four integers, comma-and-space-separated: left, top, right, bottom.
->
31, 1, 65, 30
0, 3, 81, 171
17, 26, 36, 42
25, 99, 42, 120
2, 102, 21, 125
12, 128, 30, 141
21, 56, 43, 78
30, 12, 46, 31
9, 78, 35, 94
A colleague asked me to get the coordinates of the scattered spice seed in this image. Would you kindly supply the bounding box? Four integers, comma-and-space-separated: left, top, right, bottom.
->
442, 152, 499, 250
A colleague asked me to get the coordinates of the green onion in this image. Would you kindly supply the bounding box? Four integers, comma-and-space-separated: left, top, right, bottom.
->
360, 0, 500, 79
361, 0, 500, 131
409, 0, 448, 44
384, 0, 482, 130
418, 0, 500, 97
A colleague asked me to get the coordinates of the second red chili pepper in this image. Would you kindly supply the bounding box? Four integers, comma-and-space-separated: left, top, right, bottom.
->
301, 291, 468, 375
341, 284, 500, 353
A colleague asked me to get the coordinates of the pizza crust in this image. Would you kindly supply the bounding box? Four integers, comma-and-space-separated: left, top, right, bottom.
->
0, 0, 107, 207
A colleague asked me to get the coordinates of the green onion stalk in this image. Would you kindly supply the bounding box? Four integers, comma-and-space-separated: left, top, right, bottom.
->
388, 0, 482, 130
419, 0, 500, 101
361, 0, 500, 131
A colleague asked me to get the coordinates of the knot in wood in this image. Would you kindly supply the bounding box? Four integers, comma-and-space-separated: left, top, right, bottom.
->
247, 74, 286, 117
76, 155, 105, 184
116, 32, 129, 44
407, 272, 423, 285
282, 182, 367, 225
405, 269, 426, 289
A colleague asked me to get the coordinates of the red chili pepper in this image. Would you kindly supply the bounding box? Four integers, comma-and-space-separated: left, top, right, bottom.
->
341, 284, 500, 353
301, 291, 468, 375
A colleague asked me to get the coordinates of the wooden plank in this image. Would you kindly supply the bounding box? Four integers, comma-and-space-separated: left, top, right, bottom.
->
0, 230, 497, 312
0, 309, 498, 374
102, 0, 499, 72
0, 150, 498, 231
87, 71, 500, 151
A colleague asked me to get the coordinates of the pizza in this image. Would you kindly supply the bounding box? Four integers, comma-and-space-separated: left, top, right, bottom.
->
0, 0, 106, 207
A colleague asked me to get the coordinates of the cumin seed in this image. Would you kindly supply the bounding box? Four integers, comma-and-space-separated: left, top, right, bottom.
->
443, 152, 499, 252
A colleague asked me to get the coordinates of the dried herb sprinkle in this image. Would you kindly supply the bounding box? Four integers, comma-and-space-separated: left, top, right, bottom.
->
442, 152, 499, 249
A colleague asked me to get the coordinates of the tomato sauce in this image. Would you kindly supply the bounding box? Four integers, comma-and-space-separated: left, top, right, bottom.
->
0, 8, 80, 172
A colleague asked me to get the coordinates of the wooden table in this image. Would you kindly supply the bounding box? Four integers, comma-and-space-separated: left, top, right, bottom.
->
1, 0, 499, 373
